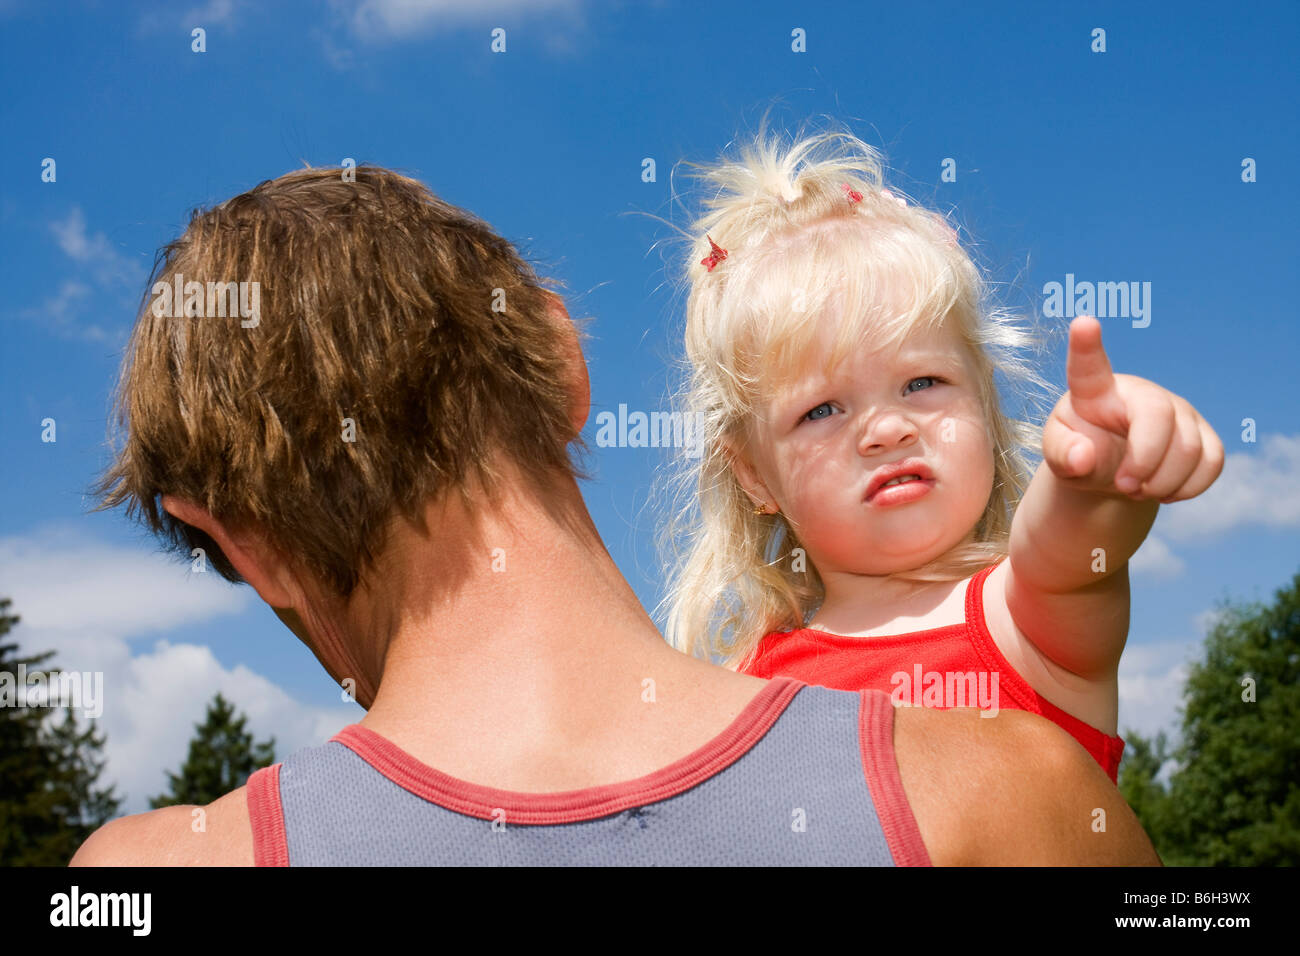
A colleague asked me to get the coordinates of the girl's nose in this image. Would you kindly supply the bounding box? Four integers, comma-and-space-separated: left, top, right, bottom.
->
858, 411, 918, 456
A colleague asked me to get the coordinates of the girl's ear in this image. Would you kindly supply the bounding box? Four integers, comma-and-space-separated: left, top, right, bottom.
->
719, 433, 778, 512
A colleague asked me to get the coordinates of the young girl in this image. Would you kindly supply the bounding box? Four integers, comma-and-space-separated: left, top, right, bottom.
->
658, 125, 1224, 783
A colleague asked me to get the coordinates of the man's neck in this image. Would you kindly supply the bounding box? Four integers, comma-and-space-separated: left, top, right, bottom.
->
313, 470, 764, 791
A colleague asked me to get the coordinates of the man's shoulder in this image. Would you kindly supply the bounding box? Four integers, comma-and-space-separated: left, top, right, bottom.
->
895, 703, 1084, 780
892, 704, 1159, 865
69, 784, 255, 867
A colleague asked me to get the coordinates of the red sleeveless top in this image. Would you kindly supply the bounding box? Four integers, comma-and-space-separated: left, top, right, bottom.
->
741, 561, 1125, 782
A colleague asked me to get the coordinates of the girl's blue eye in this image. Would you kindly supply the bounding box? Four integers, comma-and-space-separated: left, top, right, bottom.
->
803, 402, 834, 422
802, 380, 941, 423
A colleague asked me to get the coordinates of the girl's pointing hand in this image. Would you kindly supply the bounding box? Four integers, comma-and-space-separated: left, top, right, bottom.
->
1042, 316, 1224, 503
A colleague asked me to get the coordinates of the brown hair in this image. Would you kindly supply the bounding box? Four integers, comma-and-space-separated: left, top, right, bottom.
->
95, 164, 590, 597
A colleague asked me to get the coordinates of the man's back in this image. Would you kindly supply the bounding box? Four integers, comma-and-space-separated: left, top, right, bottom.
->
71, 678, 1158, 866
251, 680, 918, 866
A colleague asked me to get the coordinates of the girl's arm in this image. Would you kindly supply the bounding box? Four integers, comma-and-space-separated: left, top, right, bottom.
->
1002, 454, 1157, 680
998, 317, 1224, 682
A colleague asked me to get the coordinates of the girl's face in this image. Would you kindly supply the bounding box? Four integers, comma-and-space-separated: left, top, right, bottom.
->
729, 318, 995, 576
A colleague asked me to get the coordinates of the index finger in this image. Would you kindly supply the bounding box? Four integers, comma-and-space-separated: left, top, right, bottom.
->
1066, 316, 1117, 402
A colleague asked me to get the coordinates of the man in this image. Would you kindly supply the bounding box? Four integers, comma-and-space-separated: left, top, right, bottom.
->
71, 166, 1157, 865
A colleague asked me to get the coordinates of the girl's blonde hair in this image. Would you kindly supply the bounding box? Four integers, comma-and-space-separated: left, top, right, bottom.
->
654, 117, 1048, 669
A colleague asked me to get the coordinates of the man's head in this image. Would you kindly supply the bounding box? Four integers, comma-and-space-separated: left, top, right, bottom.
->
96, 164, 591, 605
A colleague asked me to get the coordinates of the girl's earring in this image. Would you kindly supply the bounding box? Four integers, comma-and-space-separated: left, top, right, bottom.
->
753, 502, 773, 515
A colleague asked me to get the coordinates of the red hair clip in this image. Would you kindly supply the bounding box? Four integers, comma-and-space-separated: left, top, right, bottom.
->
843, 184, 863, 204
701, 235, 728, 272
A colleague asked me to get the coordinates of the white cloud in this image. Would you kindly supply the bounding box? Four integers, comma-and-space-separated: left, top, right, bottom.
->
1115, 603, 1242, 778
137, 0, 242, 34
48, 207, 138, 288
0, 529, 360, 821
1070, 433, 1294, 758
91, 639, 356, 816
1128, 534, 1184, 580
1116, 637, 1200, 743
315, 0, 590, 72
1159, 433, 1300, 539
185, 0, 238, 26
339, 0, 583, 41
15, 207, 142, 343
23, 278, 115, 344
0, 526, 249, 635
315, 27, 357, 70
1192, 606, 1228, 638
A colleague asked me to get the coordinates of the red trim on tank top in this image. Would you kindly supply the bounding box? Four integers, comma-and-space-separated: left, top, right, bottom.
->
747, 560, 1125, 782
858, 690, 932, 866
246, 763, 289, 867
329, 676, 806, 825
962, 560, 1124, 779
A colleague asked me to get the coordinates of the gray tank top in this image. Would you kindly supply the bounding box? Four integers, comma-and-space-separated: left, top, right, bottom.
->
245, 678, 931, 865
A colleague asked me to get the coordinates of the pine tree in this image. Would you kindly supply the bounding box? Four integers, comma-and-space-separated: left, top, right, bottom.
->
151, 692, 275, 808
0, 598, 121, 865
45, 705, 122, 860
1120, 569, 1300, 865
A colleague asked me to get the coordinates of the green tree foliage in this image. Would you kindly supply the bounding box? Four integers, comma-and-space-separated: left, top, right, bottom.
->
150, 691, 275, 808
1120, 570, 1300, 865
0, 598, 121, 865
1117, 728, 1172, 845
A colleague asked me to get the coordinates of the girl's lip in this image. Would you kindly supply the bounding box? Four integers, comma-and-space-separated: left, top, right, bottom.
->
864, 460, 935, 501
866, 477, 935, 506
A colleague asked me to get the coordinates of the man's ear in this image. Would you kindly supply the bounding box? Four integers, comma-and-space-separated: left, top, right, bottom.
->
720, 432, 778, 512
543, 292, 591, 438
160, 495, 297, 608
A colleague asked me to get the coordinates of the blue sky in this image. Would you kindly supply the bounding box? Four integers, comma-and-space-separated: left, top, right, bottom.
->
1, 0, 1297, 814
